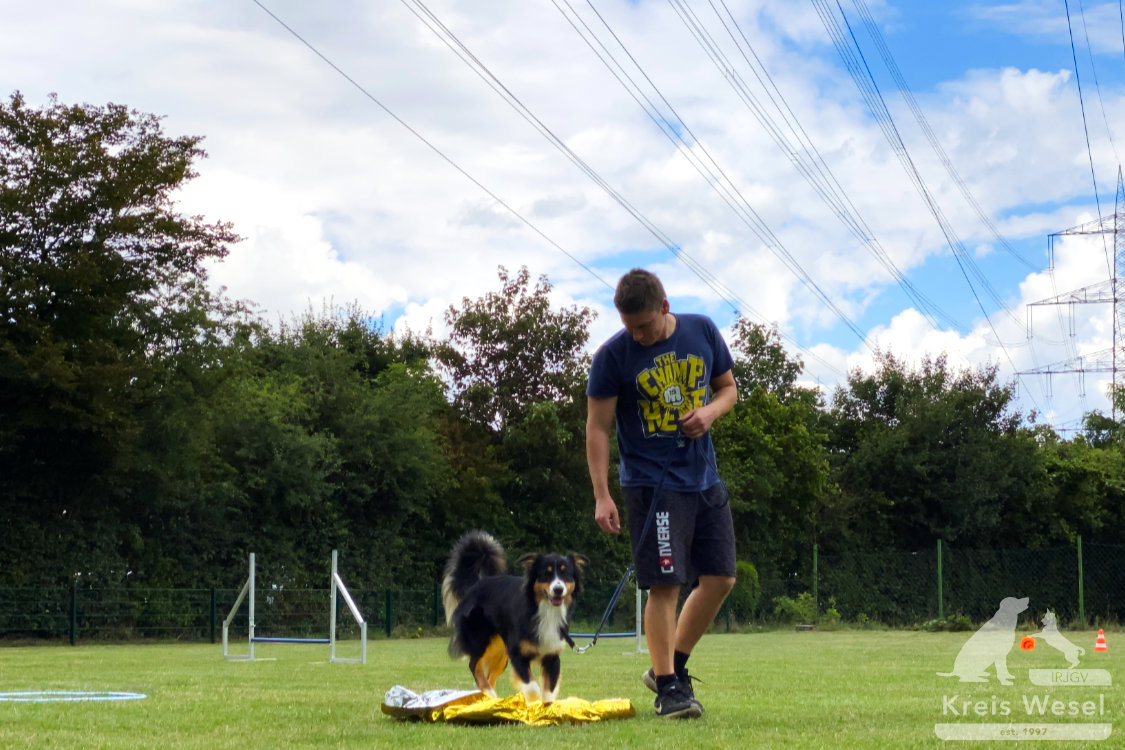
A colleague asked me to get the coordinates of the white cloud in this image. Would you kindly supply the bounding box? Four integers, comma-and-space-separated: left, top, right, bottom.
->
4, 0, 1122, 427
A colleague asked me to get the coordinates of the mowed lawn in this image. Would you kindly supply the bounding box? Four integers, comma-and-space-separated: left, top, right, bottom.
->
0, 630, 1120, 749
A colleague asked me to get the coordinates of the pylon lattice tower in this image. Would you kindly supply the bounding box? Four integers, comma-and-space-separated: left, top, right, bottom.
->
1022, 170, 1125, 420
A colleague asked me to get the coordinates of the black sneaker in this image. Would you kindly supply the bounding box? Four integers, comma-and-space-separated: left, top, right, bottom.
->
643, 667, 701, 703
654, 678, 703, 719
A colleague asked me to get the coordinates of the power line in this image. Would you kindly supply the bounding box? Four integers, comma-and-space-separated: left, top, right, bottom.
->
655, 0, 961, 332
813, 0, 1041, 412
847, 0, 1077, 397
249, 0, 613, 293
1064, 0, 1113, 278
1075, 0, 1122, 168
398, 0, 745, 317
252, 0, 846, 377
398, 0, 853, 373
549, 0, 870, 348
848, 0, 1038, 274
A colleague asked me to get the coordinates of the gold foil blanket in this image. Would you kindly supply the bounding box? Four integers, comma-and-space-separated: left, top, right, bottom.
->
381, 686, 635, 725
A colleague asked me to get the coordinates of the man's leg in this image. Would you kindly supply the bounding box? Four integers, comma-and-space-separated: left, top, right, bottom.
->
646, 583, 702, 718
674, 574, 736, 653
645, 584, 680, 675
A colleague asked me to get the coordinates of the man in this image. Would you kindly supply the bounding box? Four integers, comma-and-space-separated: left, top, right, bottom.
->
586, 268, 738, 719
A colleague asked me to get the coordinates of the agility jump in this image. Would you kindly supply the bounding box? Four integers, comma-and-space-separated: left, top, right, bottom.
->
222, 550, 367, 664
570, 577, 648, 655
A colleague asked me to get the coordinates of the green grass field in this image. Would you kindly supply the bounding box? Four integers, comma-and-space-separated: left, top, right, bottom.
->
0, 630, 1120, 748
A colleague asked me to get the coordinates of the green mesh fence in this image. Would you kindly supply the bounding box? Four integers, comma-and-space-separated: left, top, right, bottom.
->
816, 548, 938, 625
761, 541, 1125, 627
2, 541, 1122, 642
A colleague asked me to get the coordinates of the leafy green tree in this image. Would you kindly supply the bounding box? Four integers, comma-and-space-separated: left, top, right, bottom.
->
728, 318, 806, 401
435, 267, 630, 584
824, 352, 1037, 551
219, 308, 454, 588
1005, 426, 1125, 547
714, 319, 830, 594
436, 266, 594, 428
0, 91, 238, 584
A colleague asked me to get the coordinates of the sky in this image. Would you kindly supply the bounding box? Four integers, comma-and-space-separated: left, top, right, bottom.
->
6, 0, 1125, 430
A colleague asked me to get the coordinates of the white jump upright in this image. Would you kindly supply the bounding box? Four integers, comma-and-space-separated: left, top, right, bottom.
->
329, 549, 367, 664
222, 550, 367, 664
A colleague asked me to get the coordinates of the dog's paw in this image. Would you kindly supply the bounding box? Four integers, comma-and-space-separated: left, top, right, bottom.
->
520, 682, 543, 702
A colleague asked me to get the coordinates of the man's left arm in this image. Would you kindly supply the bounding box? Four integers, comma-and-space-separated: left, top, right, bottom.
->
679, 369, 737, 439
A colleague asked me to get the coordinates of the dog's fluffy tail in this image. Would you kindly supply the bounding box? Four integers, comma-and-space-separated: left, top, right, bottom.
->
441, 530, 507, 625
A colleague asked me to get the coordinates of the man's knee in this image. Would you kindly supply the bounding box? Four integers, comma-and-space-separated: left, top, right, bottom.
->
648, 583, 681, 603
700, 575, 736, 596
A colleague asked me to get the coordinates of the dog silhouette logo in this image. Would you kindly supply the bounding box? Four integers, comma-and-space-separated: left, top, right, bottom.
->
937, 596, 1028, 686
1027, 609, 1085, 668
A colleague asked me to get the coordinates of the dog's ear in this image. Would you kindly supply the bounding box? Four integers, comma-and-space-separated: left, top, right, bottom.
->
517, 552, 538, 571
568, 553, 589, 570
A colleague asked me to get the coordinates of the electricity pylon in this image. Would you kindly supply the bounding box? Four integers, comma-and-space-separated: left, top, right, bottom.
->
1022, 169, 1125, 421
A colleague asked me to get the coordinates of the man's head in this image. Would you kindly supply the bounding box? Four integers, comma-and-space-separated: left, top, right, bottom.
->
614, 268, 666, 314
615, 268, 671, 346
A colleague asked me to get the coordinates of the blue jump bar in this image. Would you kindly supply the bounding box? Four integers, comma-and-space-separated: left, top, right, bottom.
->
252, 637, 331, 644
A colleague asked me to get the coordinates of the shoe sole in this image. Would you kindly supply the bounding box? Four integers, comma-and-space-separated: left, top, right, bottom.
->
657, 703, 703, 719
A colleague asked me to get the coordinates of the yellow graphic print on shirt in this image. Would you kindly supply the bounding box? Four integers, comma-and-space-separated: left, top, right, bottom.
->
636, 351, 708, 436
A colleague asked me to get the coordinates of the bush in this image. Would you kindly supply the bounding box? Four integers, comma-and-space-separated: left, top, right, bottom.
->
921, 613, 973, 632
725, 560, 761, 623
773, 591, 817, 623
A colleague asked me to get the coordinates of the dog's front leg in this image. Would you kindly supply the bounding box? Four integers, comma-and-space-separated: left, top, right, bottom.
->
508, 652, 542, 702
994, 657, 1015, 686
540, 653, 561, 703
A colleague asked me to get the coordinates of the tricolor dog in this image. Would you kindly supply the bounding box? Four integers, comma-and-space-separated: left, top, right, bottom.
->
441, 530, 587, 703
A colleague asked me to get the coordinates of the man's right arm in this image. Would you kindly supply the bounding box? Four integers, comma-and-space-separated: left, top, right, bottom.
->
586, 395, 620, 534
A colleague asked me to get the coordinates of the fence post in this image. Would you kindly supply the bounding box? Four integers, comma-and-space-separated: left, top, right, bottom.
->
812, 543, 819, 616
1077, 535, 1085, 625
385, 590, 393, 638
69, 579, 77, 646
936, 539, 944, 621
210, 588, 217, 644
433, 581, 441, 628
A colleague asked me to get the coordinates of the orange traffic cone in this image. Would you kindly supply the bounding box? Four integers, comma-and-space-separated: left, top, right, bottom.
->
1095, 629, 1108, 652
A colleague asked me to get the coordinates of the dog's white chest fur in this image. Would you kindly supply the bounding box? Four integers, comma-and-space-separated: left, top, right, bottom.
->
536, 600, 568, 653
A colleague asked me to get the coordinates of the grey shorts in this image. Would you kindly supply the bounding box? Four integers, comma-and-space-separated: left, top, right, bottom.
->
623, 484, 737, 589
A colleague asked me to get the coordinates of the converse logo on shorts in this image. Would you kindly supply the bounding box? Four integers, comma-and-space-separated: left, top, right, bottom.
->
656, 511, 674, 573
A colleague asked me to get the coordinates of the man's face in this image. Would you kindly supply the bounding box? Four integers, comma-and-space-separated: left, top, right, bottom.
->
620, 300, 669, 347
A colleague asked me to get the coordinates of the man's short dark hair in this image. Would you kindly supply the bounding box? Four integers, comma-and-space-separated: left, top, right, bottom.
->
614, 268, 666, 314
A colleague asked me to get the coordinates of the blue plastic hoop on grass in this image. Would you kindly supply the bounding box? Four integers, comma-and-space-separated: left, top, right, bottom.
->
0, 691, 147, 703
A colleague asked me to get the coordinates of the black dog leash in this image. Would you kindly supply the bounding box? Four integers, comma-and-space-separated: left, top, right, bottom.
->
575, 432, 684, 654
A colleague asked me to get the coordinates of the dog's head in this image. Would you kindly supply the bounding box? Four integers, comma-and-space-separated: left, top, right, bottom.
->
1042, 609, 1057, 626
520, 552, 588, 608
997, 596, 1030, 617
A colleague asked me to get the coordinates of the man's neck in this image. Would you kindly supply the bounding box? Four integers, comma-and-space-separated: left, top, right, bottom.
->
661, 313, 677, 342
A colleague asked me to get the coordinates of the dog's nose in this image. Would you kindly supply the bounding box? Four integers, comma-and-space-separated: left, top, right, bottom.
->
550, 582, 565, 597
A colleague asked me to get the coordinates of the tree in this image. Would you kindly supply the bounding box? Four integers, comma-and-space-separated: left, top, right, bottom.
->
434, 267, 631, 585
728, 317, 806, 402
713, 319, 830, 593
824, 352, 1036, 551
435, 266, 594, 428
0, 91, 239, 583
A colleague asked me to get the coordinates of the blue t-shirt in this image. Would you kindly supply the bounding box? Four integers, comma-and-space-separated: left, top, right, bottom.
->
587, 313, 734, 492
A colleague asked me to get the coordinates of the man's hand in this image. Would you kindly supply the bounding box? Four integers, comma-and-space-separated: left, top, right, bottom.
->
678, 369, 737, 439
678, 404, 717, 439
595, 494, 621, 534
